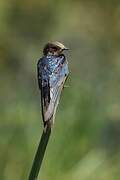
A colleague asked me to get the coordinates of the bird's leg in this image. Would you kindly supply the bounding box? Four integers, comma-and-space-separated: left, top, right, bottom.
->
63, 85, 69, 88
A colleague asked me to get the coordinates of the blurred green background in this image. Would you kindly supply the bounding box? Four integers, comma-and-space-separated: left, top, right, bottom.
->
1, 0, 120, 179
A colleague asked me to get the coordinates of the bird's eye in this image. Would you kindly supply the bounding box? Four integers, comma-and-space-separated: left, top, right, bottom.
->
52, 47, 58, 51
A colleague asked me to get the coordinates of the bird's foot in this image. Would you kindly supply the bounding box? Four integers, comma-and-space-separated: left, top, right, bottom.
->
64, 84, 69, 88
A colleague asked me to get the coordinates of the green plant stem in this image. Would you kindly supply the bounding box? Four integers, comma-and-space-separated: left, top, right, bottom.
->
28, 126, 51, 180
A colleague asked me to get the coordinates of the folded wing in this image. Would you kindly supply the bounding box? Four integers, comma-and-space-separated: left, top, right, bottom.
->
37, 55, 69, 127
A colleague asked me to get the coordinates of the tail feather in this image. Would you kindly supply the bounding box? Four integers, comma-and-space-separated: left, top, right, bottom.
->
41, 76, 67, 127
44, 77, 66, 124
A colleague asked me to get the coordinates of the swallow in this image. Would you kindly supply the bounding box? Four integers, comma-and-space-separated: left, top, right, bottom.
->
37, 41, 69, 130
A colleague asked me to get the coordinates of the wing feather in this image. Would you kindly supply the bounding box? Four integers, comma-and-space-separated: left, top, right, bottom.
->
37, 56, 69, 126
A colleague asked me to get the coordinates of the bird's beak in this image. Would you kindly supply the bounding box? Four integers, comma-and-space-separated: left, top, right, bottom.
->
63, 47, 69, 50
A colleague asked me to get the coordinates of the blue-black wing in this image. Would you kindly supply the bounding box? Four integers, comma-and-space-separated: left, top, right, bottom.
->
37, 55, 69, 126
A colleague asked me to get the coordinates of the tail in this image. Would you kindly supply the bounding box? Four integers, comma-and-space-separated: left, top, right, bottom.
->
43, 77, 67, 126
40, 82, 50, 127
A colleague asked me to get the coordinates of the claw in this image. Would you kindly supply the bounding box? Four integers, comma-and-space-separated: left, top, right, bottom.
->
64, 85, 69, 88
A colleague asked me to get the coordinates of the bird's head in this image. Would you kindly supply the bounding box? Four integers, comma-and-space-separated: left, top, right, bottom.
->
43, 41, 69, 56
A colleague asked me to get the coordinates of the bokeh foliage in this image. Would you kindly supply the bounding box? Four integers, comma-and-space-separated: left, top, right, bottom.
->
0, 0, 120, 179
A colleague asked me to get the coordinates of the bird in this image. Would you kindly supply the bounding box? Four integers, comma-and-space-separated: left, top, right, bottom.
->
37, 41, 69, 130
